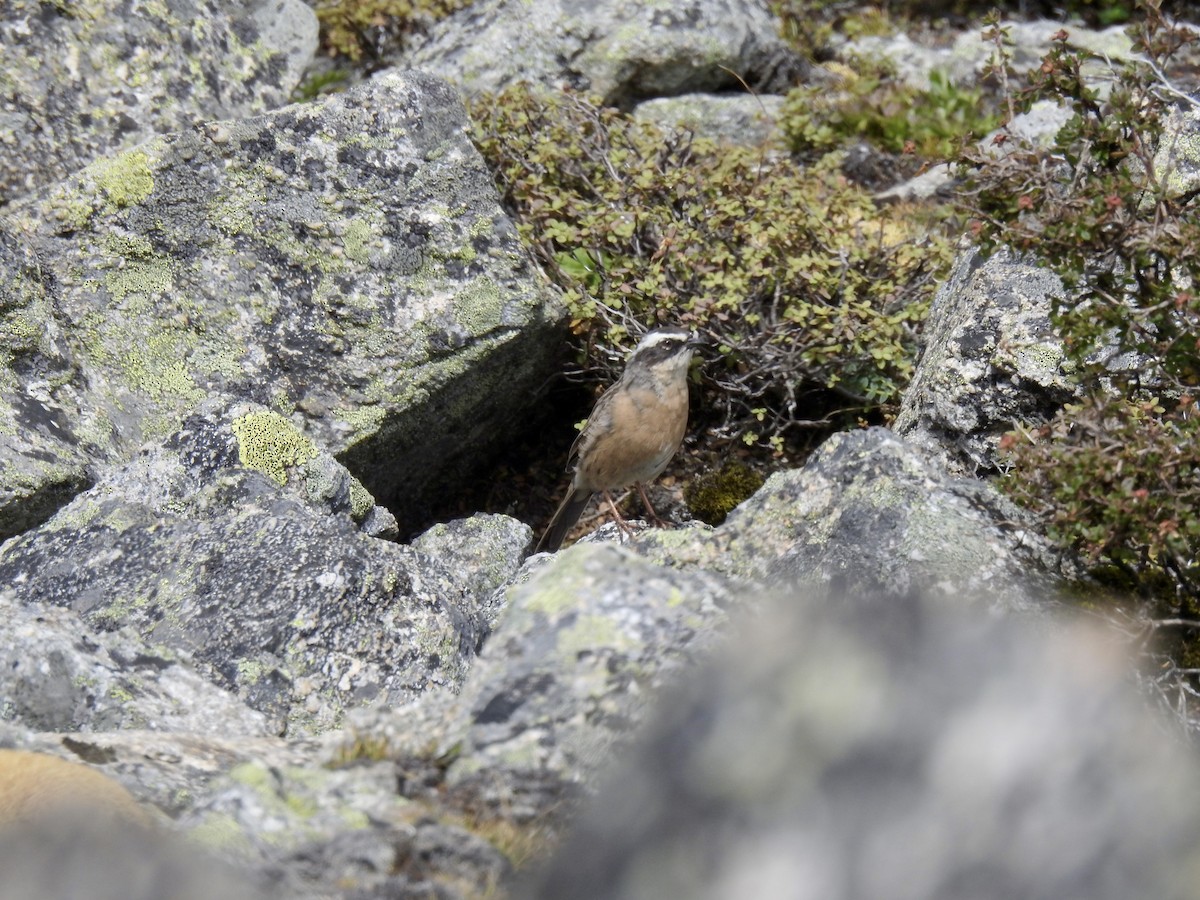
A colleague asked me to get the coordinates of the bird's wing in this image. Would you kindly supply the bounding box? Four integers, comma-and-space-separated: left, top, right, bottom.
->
565, 382, 617, 473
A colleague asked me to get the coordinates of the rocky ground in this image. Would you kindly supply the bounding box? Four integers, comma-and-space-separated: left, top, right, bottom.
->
2, 1, 1200, 897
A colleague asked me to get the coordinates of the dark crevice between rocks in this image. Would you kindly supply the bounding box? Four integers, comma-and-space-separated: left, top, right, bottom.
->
0, 469, 93, 544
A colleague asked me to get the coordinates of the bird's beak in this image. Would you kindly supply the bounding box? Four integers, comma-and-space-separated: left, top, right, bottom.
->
687, 331, 706, 350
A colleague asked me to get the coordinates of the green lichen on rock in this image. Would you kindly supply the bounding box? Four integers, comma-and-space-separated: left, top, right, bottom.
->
41, 144, 159, 231
342, 218, 373, 264
93, 148, 156, 209
348, 477, 374, 521
103, 255, 174, 302
451, 276, 504, 332
231, 410, 319, 486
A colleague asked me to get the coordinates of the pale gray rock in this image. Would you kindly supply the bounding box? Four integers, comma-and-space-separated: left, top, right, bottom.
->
662, 427, 1070, 613
876, 101, 1073, 202
0, 70, 565, 538
181, 756, 512, 899
2, 726, 322, 821
0, 0, 318, 202
844, 20, 1138, 91
405, 0, 805, 107
368, 541, 741, 822
0, 227, 92, 536
411, 513, 534, 633
0, 399, 527, 734
524, 586, 1200, 900
893, 248, 1076, 473
0, 590, 269, 736
0, 725, 509, 898
0, 818, 273, 900
633, 93, 785, 146
995, 99, 1076, 153
1147, 101, 1200, 204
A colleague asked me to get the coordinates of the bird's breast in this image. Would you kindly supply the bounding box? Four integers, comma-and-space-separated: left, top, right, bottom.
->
575, 381, 688, 491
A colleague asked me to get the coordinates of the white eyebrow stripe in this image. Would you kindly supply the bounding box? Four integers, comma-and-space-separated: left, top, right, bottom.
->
636, 329, 688, 350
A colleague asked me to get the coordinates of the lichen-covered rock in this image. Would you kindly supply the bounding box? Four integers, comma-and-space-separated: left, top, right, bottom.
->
411, 513, 535, 633
0, 227, 92, 536
680, 427, 1070, 613
0, 815, 273, 900
0, 399, 529, 734
369, 542, 740, 822
0, 70, 564, 536
524, 587, 1200, 900
405, 0, 805, 107
632, 93, 785, 146
893, 248, 1076, 473
180, 758, 511, 898
0, 590, 269, 736
844, 19, 1137, 91
0, 0, 317, 202
1146, 102, 1200, 204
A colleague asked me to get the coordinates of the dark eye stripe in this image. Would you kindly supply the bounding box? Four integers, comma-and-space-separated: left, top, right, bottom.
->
633, 340, 689, 366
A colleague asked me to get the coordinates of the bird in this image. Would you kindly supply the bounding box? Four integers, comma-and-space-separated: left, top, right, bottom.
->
536, 326, 698, 553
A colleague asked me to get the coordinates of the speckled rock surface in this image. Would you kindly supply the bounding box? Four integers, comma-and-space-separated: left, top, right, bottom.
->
1148, 102, 1200, 204
405, 0, 805, 107
632, 93, 785, 146
0, 589, 269, 735
0, 226, 93, 537
356, 542, 741, 823
0, 0, 317, 203
0, 814, 273, 900
672, 427, 1071, 613
524, 587, 1200, 900
411, 513, 535, 634
844, 19, 1137, 90
0, 723, 513, 898
0, 70, 564, 537
180, 757, 512, 898
0, 398, 530, 735
892, 248, 1076, 474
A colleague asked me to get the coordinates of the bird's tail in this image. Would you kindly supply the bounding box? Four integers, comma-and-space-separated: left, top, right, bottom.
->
536, 488, 592, 553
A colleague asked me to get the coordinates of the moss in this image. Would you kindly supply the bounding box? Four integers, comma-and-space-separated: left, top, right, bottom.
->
230, 411, 319, 486
685, 462, 766, 526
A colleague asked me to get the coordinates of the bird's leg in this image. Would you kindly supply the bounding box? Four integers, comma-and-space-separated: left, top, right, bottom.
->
602, 491, 638, 537
636, 483, 671, 528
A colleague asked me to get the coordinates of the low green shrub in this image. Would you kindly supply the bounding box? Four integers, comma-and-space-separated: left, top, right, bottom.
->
960, 7, 1200, 596
469, 84, 953, 454
782, 65, 1001, 160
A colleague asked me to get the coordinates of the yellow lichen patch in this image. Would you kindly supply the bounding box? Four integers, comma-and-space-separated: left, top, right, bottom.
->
94, 148, 156, 210
231, 411, 318, 486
